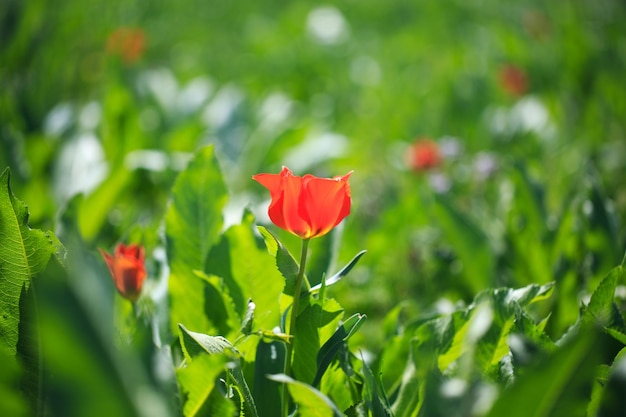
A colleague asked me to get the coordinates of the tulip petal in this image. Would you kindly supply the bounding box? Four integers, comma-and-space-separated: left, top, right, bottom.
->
280, 170, 311, 238
299, 172, 352, 238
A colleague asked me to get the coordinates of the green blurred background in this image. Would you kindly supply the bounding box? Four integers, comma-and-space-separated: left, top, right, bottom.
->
2, 0, 626, 346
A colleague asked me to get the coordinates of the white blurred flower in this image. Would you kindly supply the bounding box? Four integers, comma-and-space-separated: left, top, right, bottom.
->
428, 172, 451, 193
177, 76, 214, 114
54, 133, 108, 201
473, 152, 498, 179
484, 96, 554, 139
201, 84, 244, 129
306, 6, 350, 44
439, 136, 463, 159
258, 91, 292, 131
44, 102, 74, 137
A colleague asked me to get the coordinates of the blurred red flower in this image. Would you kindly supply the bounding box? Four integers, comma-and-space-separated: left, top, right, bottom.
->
406, 139, 442, 171
106, 27, 146, 64
100, 243, 147, 301
498, 64, 528, 97
253, 166, 352, 239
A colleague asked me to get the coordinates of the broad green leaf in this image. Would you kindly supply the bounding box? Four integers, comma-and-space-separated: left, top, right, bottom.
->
318, 363, 356, 413
193, 270, 241, 337
206, 213, 284, 336
312, 313, 366, 387
257, 225, 310, 295
177, 353, 227, 417
166, 145, 228, 335
431, 283, 554, 375
268, 374, 343, 417
178, 325, 258, 417
178, 324, 237, 361
0, 168, 62, 355
583, 264, 624, 333
293, 302, 343, 384
228, 358, 259, 417
485, 326, 606, 417
254, 339, 286, 417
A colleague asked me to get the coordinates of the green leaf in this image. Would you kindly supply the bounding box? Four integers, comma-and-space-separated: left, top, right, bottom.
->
293, 302, 344, 384
166, 145, 228, 335
390, 348, 422, 417
178, 324, 237, 361
312, 313, 367, 387
583, 264, 625, 334
485, 326, 606, 417
228, 358, 260, 417
268, 374, 344, 417
254, 339, 286, 417
178, 325, 258, 417
193, 270, 241, 338
205, 213, 284, 338
257, 225, 310, 295
177, 353, 227, 417
0, 168, 62, 355
362, 358, 394, 417
309, 250, 367, 293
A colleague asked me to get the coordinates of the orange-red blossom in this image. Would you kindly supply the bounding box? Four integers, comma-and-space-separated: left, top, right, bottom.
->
99, 243, 147, 302
407, 139, 442, 171
253, 166, 352, 239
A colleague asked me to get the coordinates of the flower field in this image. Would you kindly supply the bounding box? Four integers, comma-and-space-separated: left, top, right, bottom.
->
2, 1, 626, 416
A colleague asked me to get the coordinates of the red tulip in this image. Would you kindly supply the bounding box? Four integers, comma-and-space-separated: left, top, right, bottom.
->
99, 243, 147, 302
253, 166, 352, 239
407, 139, 442, 171
498, 64, 528, 97
106, 27, 146, 64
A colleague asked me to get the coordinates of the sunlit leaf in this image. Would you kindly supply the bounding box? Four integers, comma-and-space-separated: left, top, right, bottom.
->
206, 212, 284, 337
166, 145, 228, 335
313, 313, 366, 387
178, 324, 237, 360
177, 353, 227, 417
254, 339, 286, 417
293, 302, 343, 384
257, 225, 309, 295
485, 326, 606, 417
268, 374, 343, 417
0, 168, 63, 355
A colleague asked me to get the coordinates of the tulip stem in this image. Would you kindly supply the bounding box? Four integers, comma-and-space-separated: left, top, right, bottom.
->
283, 237, 310, 417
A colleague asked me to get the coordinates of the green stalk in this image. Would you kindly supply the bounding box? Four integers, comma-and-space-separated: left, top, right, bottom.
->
283, 237, 310, 417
